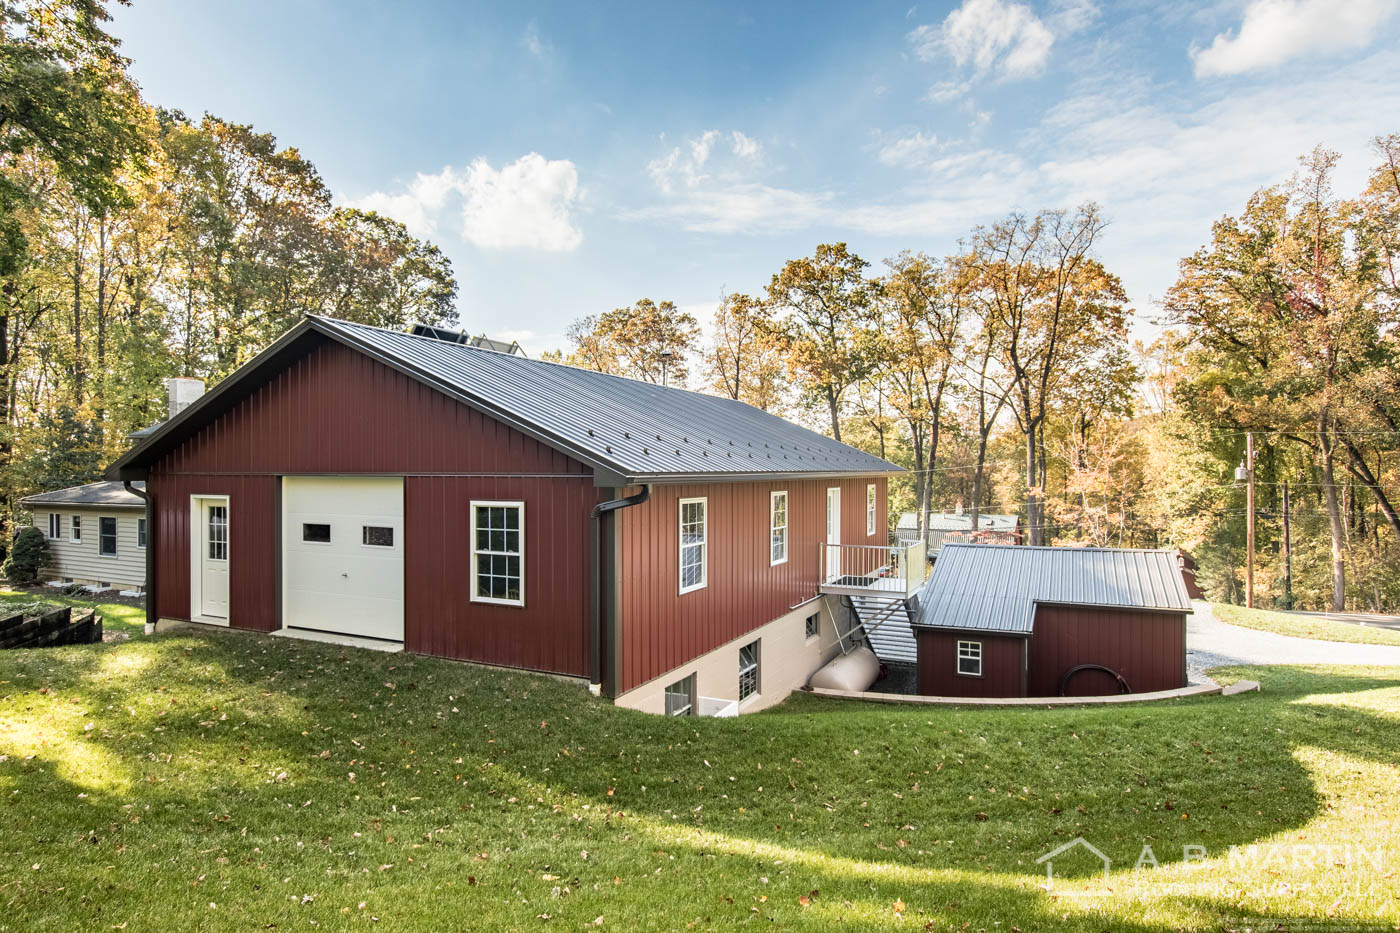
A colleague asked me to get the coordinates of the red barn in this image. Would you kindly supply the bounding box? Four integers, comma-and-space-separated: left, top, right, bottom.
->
107, 316, 904, 714
911, 543, 1192, 698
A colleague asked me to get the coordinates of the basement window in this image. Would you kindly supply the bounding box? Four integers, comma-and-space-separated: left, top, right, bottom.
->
679, 498, 707, 594
48, 513, 61, 539
302, 523, 331, 544
99, 517, 118, 556
957, 640, 983, 677
471, 501, 524, 606
739, 640, 760, 702
362, 525, 394, 548
665, 674, 696, 717
805, 612, 820, 640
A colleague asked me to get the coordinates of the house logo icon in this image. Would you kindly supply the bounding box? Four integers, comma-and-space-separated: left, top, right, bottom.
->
1036, 837, 1111, 886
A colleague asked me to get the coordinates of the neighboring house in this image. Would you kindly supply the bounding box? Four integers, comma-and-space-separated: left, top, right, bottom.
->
911, 543, 1192, 698
1177, 549, 1204, 599
895, 511, 1020, 559
106, 315, 903, 714
18, 481, 147, 592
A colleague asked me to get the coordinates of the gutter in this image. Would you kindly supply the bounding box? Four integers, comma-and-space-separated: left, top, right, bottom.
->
123, 481, 155, 634
589, 484, 650, 696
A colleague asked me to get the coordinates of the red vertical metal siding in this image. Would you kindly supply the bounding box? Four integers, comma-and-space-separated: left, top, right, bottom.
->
147, 338, 597, 676
915, 630, 1026, 697
616, 476, 887, 693
1027, 605, 1187, 696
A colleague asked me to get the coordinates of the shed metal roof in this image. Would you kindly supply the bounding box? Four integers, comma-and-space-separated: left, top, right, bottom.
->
912, 542, 1193, 634
20, 480, 145, 509
106, 316, 901, 485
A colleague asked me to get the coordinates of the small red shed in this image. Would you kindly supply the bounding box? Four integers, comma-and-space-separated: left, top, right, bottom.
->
911, 543, 1192, 698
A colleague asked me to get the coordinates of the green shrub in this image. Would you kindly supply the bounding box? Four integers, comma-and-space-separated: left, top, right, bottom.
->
3, 526, 49, 585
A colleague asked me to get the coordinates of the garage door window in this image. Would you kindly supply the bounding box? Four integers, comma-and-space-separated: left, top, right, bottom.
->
362, 525, 394, 547
302, 522, 331, 543
471, 501, 524, 606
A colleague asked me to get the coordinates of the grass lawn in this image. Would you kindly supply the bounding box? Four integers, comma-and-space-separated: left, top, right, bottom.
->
0, 588, 146, 638
2, 631, 1398, 931
1214, 601, 1400, 646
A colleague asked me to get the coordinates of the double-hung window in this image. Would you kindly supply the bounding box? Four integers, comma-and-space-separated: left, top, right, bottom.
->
957, 640, 983, 677
769, 490, 788, 565
98, 517, 118, 556
665, 674, 696, 716
679, 498, 707, 593
47, 513, 61, 540
70, 515, 82, 543
738, 640, 760, 701
137, 518, 147, 548
471, 501, 524, 606
866, 483, 877, 536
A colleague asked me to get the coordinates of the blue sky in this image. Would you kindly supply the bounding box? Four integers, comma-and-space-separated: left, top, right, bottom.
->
112, 0, 1400, 353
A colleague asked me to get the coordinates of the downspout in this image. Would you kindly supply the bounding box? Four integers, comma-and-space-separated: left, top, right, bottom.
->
123, 480, 155, 634
590, 484, 650, 696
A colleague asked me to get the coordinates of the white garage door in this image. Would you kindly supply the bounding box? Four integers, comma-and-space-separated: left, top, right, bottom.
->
283, 476, 404, 641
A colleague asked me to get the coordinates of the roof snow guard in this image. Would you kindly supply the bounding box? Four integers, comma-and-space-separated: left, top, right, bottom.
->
106, 315, 901, 486
912, 542, 1193, 635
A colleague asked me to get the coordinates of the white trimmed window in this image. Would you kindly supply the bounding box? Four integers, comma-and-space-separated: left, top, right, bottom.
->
471, 501, 525, 606
99, 517, 118, 556
679, 497, 707, 593
70, 515, 82, 543
770, 490, 788, 565
137, 518, 147, 548
665, 674, 696, 717
47, 513, 61, 539
866, 483, 877, 536
739, 640, 760, 701
957, 640, 983, 676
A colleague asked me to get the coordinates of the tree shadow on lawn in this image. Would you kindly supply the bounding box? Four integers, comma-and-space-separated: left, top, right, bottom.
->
1, 634, 1395, 931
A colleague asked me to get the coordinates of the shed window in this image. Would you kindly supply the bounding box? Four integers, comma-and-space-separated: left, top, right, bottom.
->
137, 518, 147, 548
471, 501, 524, 606
957, 640, 983, 677
866, 484, 877, 536
770, 491, 788, 565
47, 513, 61, 539
362, 525, 394, 547
99, 517, 118, 556
679, 498, 707, 593
302, 523, 331, 543
739, 640, 760, 701
70, 515, 82, 543
665, 674, 696, 717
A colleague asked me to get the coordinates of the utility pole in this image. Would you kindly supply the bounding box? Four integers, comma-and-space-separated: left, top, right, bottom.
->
1281, 478, 1292, 608
1246, 432, 1255, 609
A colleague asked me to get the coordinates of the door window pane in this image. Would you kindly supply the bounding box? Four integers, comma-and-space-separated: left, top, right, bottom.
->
208, 505, 228, 561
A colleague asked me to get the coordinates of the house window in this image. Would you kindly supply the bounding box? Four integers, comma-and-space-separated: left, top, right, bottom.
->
362, 525, 394, 547
99, 517, 118, 556
866, 483, 877, 536
665, 674, 696, 717
679, 497, 707, 593
47, 513, 61, 539
739, 640, 760, 701
302, 522, 331, 543
957, 640, 983, 677
805, 612, 820, 639
770, 491, 788, 565
137, 518, 147, 548
471, 501, 524, 606
70, 515, 82, 543
207, 506, 228, 561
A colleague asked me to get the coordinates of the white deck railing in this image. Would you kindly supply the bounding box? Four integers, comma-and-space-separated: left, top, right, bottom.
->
817, 541, 927, 599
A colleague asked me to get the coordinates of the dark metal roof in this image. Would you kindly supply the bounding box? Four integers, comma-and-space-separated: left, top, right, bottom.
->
106, 315, 901, 485
912, 542, 1193, 634
20, 480, 145, 509
409, 323, 526, 356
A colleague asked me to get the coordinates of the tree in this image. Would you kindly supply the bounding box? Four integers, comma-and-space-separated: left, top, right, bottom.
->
555, 299, 699, 384
705, 292, 785, 410
767, 243, 877, 441
2, 525, 48, 584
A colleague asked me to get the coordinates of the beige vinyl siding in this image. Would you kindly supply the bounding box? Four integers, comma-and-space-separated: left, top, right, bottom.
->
31, 507, 145, 589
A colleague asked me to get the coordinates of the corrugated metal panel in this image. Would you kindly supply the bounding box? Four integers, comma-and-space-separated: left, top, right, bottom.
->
853, 595, 917, 664
915, 630, 1025, 697
1028, 605, 1187, 695
913, 543, 1193, 634
21, 481, 145, 508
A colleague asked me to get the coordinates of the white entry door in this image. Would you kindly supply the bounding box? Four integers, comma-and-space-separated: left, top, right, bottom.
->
195, 497, 230, 621
826, 487, 841, 580
282, 476, 404, 642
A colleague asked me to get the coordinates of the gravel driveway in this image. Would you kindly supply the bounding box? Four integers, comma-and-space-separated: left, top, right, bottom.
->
1187, 600, 1400, 683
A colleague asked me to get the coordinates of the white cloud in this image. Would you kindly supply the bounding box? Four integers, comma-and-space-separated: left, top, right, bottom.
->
876, 130, 941, 167
346, 153, 583, 251
646, 129, 766, 196
521, 19, 550, 59
924, 79, 972, 103
910, 0, 1055, 81
1192, 0, 1398, 77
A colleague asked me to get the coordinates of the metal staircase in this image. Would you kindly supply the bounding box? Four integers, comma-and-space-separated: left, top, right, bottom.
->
839, 594, 917, 663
